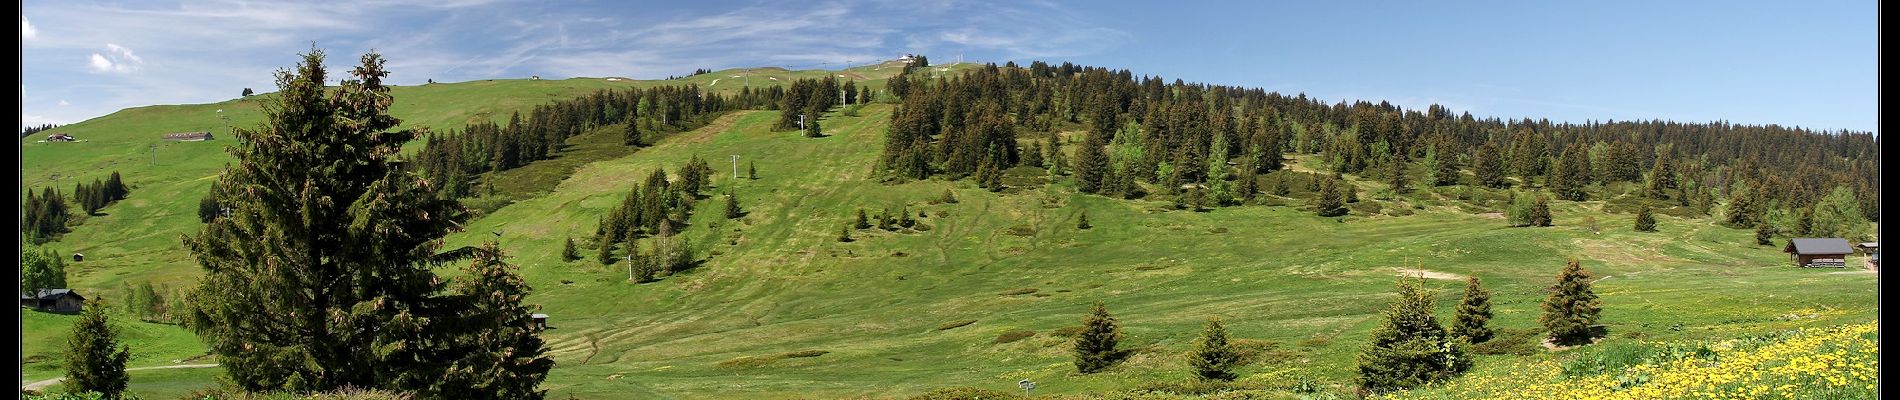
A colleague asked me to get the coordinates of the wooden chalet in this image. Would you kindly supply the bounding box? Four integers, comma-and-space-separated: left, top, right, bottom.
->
1785, 238, 1852, 268
162, 131, 214, 141
21, 289, 85, 313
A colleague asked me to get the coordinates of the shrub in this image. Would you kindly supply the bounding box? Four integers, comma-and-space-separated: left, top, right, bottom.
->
1470, 328, 1542, 356
998, 288, 1038, 296
936, 320, 977, 331
994, 330, 1037, 344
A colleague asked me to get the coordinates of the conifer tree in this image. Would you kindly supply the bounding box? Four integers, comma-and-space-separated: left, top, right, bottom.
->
624, 120, 643, 146
1075, 136, 1110, 193
1023, 142, 1045, 168
1187, 317, 1239, 381
78, 181, 102, 215
182, 50, 480, 392
65, 298, 130, 400
1541, 259, 1602, 346
1386, 155, 1410, 194
854, 208, 871, 229
432, 242, 553, 399
1724, 181, 1761, 228
198, 183, 223, 223
106, 171, 128, 201
1357, 277, 1470, 392
838, 225, 854, 242
1077, 211, 1092, 229
1796, 205, 1815, 236
1237, 168, 1259, 204
1426, 143, 1460, 187
1473, 141, 1509, 189
1548, 143, 1590, 201
629, 243, 659, 283
804, 116, 822, 137
1634, 206, 1657, 232
1073, 301, 1122, 373
1048, 139, 1069, 176
1754, 223, 1775, 246
562, 237, 580, 262
1451, 277, 1493, 344
1316, 176, 1346, 217
747, 160, 757, 180
1346, 177, 1360, 203
724, 191, 743, 219
977, 161, 1004, 192
1646, 154, 1677, 199
1510, 130, 1548, 183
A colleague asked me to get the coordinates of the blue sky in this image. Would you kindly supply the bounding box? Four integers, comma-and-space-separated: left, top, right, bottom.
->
20, 0, 1877, 133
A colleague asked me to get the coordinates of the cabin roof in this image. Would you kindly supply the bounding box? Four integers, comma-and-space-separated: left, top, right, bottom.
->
20, 289, 81, 301
1788, 238, 1853, 255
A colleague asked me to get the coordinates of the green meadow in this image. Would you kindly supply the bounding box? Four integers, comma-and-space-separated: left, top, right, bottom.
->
19, 66, 1875, 398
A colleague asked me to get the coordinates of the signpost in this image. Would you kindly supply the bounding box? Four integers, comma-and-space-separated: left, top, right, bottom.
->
1018, 379, 1035, 396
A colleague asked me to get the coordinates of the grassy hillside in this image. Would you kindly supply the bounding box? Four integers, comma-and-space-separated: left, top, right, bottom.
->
15, 61, 966, 291
444, 105, 1872, 399
19, 62, 1875, 398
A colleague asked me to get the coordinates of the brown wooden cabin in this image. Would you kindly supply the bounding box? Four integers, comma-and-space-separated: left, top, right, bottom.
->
1785, 238, 1852, 268
21, 289, 85, 313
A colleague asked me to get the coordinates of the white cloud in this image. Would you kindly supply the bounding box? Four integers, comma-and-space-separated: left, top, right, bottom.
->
22, 16, 35, 39
58, 100, 70, 106
88, 43, 144, 73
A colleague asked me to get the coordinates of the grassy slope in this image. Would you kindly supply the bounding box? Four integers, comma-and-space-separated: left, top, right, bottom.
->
14, 61, 958, 290
16, 60, 1872, 398
14, 62, 983, 395
437, 104, 1871, 398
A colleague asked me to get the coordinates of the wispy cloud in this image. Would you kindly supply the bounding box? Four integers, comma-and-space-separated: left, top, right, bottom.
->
21, 16, 35, 39
22, 0, 1126, 128
88, 43, 144, 74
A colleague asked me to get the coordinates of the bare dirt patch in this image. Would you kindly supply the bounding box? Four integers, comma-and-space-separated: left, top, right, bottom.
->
1395, 267, 1464, 281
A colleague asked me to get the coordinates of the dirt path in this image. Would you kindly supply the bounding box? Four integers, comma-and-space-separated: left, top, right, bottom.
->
22, 363, 219, 391
1395, 267, 1464, 281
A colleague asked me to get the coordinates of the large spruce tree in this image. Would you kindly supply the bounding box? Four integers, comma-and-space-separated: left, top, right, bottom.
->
181, 49, 544, 394
65, 298, 130, 399
1073, 301, 1123, 373
1541, 259, 1602, 346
